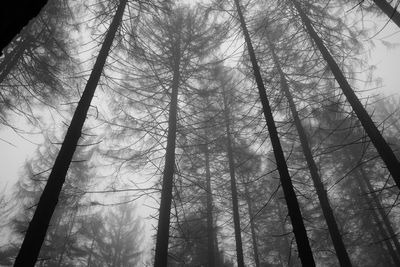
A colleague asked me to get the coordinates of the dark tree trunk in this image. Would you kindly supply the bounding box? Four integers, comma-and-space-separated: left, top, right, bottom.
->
153, 41, 181, 267
268, 41, 352, 266
204, 142, 216, 267
292, 0, 400, 190
233, 0, 315, 265
372, 0, 400, 28
0, 0, 48, 55
244, 184, 260, 267
357, 174, 400, 266
359, 167, 400, 257
222, 87, 245, 267
13, 0, 127, 265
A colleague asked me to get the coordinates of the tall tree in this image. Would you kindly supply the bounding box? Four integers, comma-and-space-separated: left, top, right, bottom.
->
220, 74, 245, 267
14, 0, 128, 265
291, 0, 400, 191
233, 0, 315, 265
266, 34, 352, 266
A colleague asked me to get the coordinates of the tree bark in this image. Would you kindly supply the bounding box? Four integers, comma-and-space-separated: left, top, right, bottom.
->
222, 87, 245, 267
268, 41, 352, 266
233, 0, 315, 265
292, 0, 400, 190
153, 40, 181, 267
372, 0, 400, 28
204, 141, 217, 267
13, 0, 127, 265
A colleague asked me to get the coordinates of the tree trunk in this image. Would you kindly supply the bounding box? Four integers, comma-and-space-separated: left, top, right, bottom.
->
233, 0, 315, 265
13, 0, 127, 265
86, 238, 95, 267
357, 175, 400, 266
153, 40, 181, 267
244, 184, 260, 267
372, 0, 400, 28
268, 41, 352, 266
222, 87, 245, 267
292, 0, 400, 190
359, 167, 400, 257
204, 141, 216, 267
276, 199, 295, 267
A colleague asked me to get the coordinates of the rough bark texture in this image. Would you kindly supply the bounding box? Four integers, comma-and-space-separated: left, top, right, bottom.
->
373, 0, 400, 28
269, 42, 352, 266
153, 43, 181, 267
13, 0, 127, 265
0, 0, 48, 55
292, 0, 400, 190
233, 0, 315, 265
222, 88, 245, 267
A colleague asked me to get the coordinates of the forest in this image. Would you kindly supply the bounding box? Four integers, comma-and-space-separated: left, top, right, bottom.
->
0, 0, 400, 266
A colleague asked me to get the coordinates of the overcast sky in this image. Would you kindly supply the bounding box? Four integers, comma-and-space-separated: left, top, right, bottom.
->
0, 3, 399, 195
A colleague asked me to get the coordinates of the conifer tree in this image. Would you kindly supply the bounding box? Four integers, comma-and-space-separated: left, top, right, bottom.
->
233, 0, 315, 265
14, 0, 128, 265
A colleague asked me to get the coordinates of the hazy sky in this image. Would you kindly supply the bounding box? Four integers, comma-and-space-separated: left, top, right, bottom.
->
0, 1, 399, 203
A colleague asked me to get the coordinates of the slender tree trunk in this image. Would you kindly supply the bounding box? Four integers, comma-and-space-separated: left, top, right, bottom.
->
222, 87, 245, 267
357, 176, 400, 266
276, 199, 295, 267
13, 1, 127, 265
86, 238, 95, 267
153, 41, 181, 267
244, 184, 260, 267
233, 0, 315, 265
268, 41, 352, 266
372, 0, 400, 28
204, 141, 216, 267
292, 0, 400, 190
359, 167, 400, 256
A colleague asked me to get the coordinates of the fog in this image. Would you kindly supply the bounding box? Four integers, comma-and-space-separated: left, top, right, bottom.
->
0, 0, 400, 266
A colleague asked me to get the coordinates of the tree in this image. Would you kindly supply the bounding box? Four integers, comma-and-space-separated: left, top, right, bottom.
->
265, 30, 352, 265
14, 0, 128, 265
78, 203, 144, 267
291, 0, 400, 191
233, 0, 315, 265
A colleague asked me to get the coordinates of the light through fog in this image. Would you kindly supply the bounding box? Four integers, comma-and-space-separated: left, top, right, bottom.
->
1, 1, 400, 266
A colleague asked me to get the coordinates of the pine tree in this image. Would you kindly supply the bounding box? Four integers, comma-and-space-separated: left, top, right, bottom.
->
233, 0, 315, 265
291, 0, 400, 191
14, 0, 128, 265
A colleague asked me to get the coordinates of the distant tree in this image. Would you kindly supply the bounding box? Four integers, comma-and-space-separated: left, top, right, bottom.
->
0, 133, 94, 266
78, 203, 145, 267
